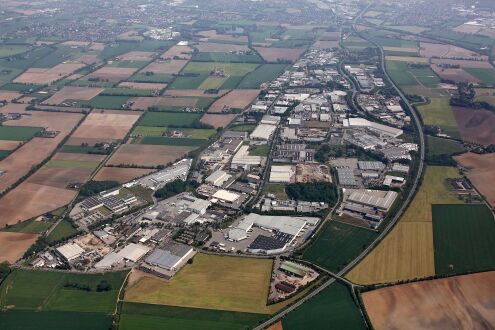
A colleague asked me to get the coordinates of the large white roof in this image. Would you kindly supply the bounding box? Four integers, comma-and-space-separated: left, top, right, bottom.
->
212, 189, 239, 203
116, 243, 150, 262
250, 123, 277, 140
56, 243, 85, 261
344, 118, 403, 137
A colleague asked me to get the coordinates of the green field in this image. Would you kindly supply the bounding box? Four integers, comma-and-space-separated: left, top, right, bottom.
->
0, 150, 11, 160
0, 269, 127, 313
237, 64, 287, 88
303, 221, 377, 272
418, 98, 460, 138
46, 159, 101, 169
135, 136, 207, 147
248, 144, 270, 156
101, 87, 154, 96
138, 112, 201, 127
192, 52, 263, 63
0, 310, 112, 330
182, 62, 258, 76
168, 74, 209, 89
0, 126, 42, 141
432, 204, 495, 275
1, 219, 51, 234
128, 73, 174, 83
0, 44, 31, 58
119, 302, 267, 330
98, 42, 139, 60
69, 95, 132, 109
282, 282, 365, 330
263, 183, 288, 199
46, 219, 80, 244
464, 68, 495, 85
60, 145, 109, 154
230, 124, 256, 133
198, 76, 228, 89
34, 46, 81, 68
0, 82, 39, 92
386, 60, 440, 87
427, 136, 465, 156
108, 60, 150, 68
133, 126, 216, 139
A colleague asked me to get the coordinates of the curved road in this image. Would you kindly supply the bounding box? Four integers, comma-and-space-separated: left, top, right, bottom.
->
254, 6, 426, 330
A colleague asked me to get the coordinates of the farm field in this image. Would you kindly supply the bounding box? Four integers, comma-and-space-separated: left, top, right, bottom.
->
138, 112, 201, 127
282, 282, 365, 330
0, 44, 31, 57
192, 52, 262, 63
27, 165, 95, 189
127, 72, 174, 83
237, 64, 286, 88
452, 107, 495, 145
134, 136, 207, 147
0, 90, 22, 102
454, 152, 495, 208
13, 63, 85, 85
432, 204, 495, 275
0, 269, 127, 313
119, 302, 267, 330
0, 232, 38, 263
84, 66, 138, 82
93, 167, 155, 183
70, 95, 132, 109
46, 218, 79, 244
418, 97, 460, 138
0, 126, 42, 141
464, 68, 495, 85
46, 159, 101, 170
43, 86, 104, 105
193, 42, 250, 53
419, 42, 488, 60
254, 47, 306, 62
474, 87, 495, 104
182, 62, 258, 77
118, 82, 167, 90
431, 64, 481, 84
133, 126, 216, 139
208, 89, 259, 113
140, 59, 189, 75
427, 136, 465, 156
167, 75, 208, 89
230, 124, 257, 133
200, 113, 237, 128
0, 310, 112, 330
303, 221, 376, 273
164, 89, 230, 97
130, 96, 199, 111
362, 271, 495, 330
1, 218, 51, 234
124, 254, 274, 313
107, 144, 196, 167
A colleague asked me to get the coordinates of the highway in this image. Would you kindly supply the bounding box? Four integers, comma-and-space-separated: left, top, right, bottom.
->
253, 3, 426, 329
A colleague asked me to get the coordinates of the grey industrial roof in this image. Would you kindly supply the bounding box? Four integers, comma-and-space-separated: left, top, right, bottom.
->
145, 242, 192, 269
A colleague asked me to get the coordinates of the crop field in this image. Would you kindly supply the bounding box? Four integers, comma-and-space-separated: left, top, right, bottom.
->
230, 124, 256, 133
197, 30, 249, 44
59, 144, 108, 154
130, 96, 198, 111
0, 90, 22, 102
192, 52, 263, 63
0, 310, 112, 330
474, 87, 495, 104
418, 97, 460, 138
46, 159, 101, 170
107, 144, 196, 167
70, 95, 132, 109
362, 271, 495, 330
237, 64, 287, 88
119, 302, 267, 330
303, 221, 377, 273
282, 282, 365, 330
118, 82, 167, 90
254, 47, 306, 62
134, 136, 207, 147
128, 72, 174, 83
43, 86, 104, 105
1, 218, 51, 234
141, 59, 189, 75
124, 254, 274, 313
431, 64, 481, 84
386, 60, 440, 87
452, 107, 495, 146
193, 42, 250, 54
208, 89, 259, 113
464, 67, 495, 85
0, 125, 42, 141
432, 204, 495, 275
200, 113, 237, 128
100, 88, 153, 96
0, 269, 127, 313
430, 58, 493, 69
46, 218, 79, 244
182, 62, 258, 77
164, 89, 230, 97
84, 66, 138, 82
14, 63, 85, 85
109, 60, 150, 69
168, 75, 209, 89
0, 232, 38, 263
93, 167, 154, 183
197, 76, 227, 89
27, 165, 95, 189
420, 42, 488, 60
133, 126, 216, 139
0, 44, 31, 58
454, 152, 495, 208
138, 112, 201, 127
427, 136, 465, 157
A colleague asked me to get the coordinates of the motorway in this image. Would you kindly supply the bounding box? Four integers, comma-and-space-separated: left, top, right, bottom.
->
253, 4, 426, 329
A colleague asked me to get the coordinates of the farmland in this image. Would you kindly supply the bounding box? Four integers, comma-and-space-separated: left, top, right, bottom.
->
107, 144, 196, 167
0, 310, 112, 330
303, 221, 376, 273
0, 232, 39, 263
119, 302, 267, 330
362, 272, 495, 330
200, 113, 237, 128
182, 62, 258, 77
124, 253, 274, 313
69, 95, 132, 109
208, 89, 259, 113
0, 269, 127, 313
282, 283, 365, 330
418, 97, 460, 138
432, 204, 495, 275
254, 47, 306, 62
134, 136, 207, 147
464, 68, 495, 85
427, 136, 465, 157
0, 126, 42, 141
133, 126, 216, 139
46, 218, 80, 244
452, 107, 495, 146
43, 86, 104, 105
138, 112, 202, 127
93, 167, 155, 183
237, 64, 287, 88
386, 60, 440, 87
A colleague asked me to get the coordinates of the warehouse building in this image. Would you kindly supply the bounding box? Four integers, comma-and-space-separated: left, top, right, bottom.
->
269, 165, 295, 183
56, 242, 85, 262
347, 189, 398, 212
250, 123, 277, 140
336, 168, 358, 187
144, 242, 194, 271
343, 117, 403, 137
231, 145, 263, 170
205, 170, 231, 187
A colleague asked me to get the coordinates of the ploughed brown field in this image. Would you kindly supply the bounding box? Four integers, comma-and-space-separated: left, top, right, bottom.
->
43, 86, 104, 105
430, 58, 493, 68
164, 89, 230, 97
363, 271, 495, 330
0, 140, 21, 150
454, 152, 495, 208
67, 110, 140, 145
27, 166, 94, 189
93, 167, 155, 183
107, 144, 196, 167
161, 45, 194, 59
84, 66, 138, 82
0, 106, 83, 193
208, 89, 259, 113
452, 107, 495, 146
0, 182, 77, 227
197, 30, 248, 44
420, 42, 488, 61
118, 82, 167, 90
118, 51, 155, 61
254, 46, 306, 62
431, 65, 481, 84
313, 40, 339, 49
13, 63, 85, 85
200, 113, 237, 128
0, 91, 22, 102
130, 97, 197, 110
0, 232, 39, 263
141, 59, 189, 74
194, 42, 250, 53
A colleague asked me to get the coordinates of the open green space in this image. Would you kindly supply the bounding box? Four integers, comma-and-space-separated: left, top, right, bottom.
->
101, 87, 154, 96
464, 68, 495, 85
68, 95, 132, 109
192, 52, 263, 63
133, 126, 216, 139
237, 64, 287, 88
34, 46, 81, 68
1, 218, 51, 234
0, 126, 43, 141
0, 67, 22, 86
119, 302, 267, 330
0, 47, 53, 70
138, 112, 202, 127
182, 62, 258, 76
386, 60, 440, 87
427, 136, 465, 157
0, 269, 127, 313
0, 310, 112, 330
303, 221, 377, 272
46, 219, 80, 244
248, 144, 270, 157
46, 159, 100, 169
263, 183, 288, 200
282, 282, 365, 330
135, 136, 207, 147
418, 97, 460, 139
0, 82, 39, 91
0, 150, 11, 160
433, 204, 495, 275
98, 42, 139, 60
108, 60, 150, 68
128, 72, 174, 83
230, 124, 256, 133
0, 44, 31, 58
168, 74, 209, 89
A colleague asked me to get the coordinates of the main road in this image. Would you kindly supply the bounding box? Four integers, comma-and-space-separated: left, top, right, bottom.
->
253, 4, 426, 329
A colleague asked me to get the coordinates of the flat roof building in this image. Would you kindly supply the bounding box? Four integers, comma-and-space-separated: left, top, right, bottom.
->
56, 243, 85, 262
145, 242, 194, 271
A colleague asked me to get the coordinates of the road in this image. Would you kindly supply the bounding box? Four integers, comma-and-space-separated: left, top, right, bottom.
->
253, 3, 426, 329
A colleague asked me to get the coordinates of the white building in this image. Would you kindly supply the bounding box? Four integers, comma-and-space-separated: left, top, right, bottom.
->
250, 123, 277, 140
56, 243, 85, 261
205, 170, 231, 187
269, 165, 295, 183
